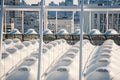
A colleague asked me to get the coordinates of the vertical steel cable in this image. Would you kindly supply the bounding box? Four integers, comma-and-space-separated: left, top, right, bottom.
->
79, 0, 84, 80
37, 0, 44, 80
0, 0, 4, 79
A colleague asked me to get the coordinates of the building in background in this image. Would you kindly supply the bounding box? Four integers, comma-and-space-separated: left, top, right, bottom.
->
4, 0, 21, 5
4, 0, 37, 33
3, 0, 120, 33
24, 11, 39, 33
48, 17, 74, 33
4, 0, 22, 33
92, 12, 120, 33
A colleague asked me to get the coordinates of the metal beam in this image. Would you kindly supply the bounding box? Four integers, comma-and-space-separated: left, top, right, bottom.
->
89, 11, 91, 31
4, 5, 41, 11
106, 11, 109, 31
5, 10, 6, 34
22, 11, 24, 34
37, 0, 44, 80
79, 0, 84, 80
72, 11, 75, 33
0, 0, 4, 78
2, 5, 120, 12
56, 11, 57, 33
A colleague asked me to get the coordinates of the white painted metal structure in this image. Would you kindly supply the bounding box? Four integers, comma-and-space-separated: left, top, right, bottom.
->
37, 0, 44, 80
2, 6, 120, 11
1, 2, 120, 80
22, 11, 24, 34
55, 11, 57, 33
3, 5, 120, 33
79, 0, 84, 80
0, 0, 4, 78
1, 5, 120, 33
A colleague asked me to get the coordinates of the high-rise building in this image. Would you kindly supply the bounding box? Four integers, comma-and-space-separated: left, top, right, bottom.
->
3, 0, 22, 33
65, 0, 73, 6
4, 0, 21, 5
48, 2, 58, 18
88, 0, 120, 6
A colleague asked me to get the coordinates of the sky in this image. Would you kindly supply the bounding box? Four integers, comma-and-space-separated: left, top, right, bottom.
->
24, 0, 78, 5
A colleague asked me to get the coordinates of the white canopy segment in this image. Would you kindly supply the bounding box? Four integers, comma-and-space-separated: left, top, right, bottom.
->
57, 29, 69, 35
25, 29, 38, 34
3, 39, 13, 49
43, 29, 53, 35
0, 38, 120, 80
8, 29, 21, 34
88, 29, 102, 35
0, 52, 13, 76
13, 38, 21, 44
85, 40, 120, 80
104, 29, 118, 35
6, 39, 71, 80
1, 1, 120, 80
72, 29, 85, 35
0, 39, 41, 78
46, 40, 95, 80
